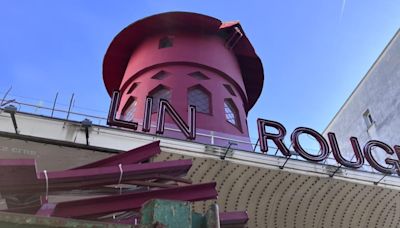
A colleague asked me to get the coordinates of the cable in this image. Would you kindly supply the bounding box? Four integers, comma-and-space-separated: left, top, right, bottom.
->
43, 170, 49, 201
117, 164, 123, 195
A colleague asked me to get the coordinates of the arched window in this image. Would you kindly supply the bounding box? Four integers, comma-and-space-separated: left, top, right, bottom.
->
149, 85, 171, 113
121, 97, 137, 121
188, 86, 211, 114
224, 99, 241, 130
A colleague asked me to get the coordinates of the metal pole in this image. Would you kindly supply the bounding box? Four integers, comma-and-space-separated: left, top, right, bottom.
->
329, 164, 342, 177
252, 138, 259, 152
279, 156, 290, 169
330, 154, 355, 177
51, 92, 58, 117
85, 127, 89, 145
66, 93, 74, 120
4, 105, 18, 134
1, 86, 12, 107
374, 174, 387, 185
274, 148, 279, 156
10, 113, 18, 134
221, 142, 237, 160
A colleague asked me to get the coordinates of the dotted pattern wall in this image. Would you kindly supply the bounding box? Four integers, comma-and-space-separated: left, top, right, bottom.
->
153, 152, 400, 228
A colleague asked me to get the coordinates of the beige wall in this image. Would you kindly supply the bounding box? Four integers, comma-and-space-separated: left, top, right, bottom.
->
0, 136, 110, 171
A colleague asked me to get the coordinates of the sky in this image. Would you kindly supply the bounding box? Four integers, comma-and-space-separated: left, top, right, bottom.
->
0, 1, 399, 144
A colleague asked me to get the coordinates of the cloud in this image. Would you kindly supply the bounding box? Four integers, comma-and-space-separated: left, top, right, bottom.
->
340, 0, 346, 21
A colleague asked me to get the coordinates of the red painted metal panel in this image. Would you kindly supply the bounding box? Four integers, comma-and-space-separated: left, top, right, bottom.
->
0, 141, 237, 225
0, 159, 37, 185
71, 141, 161, 170
0, 159, 192, 193
219, 211, 248, 225
38, 182, 217, 218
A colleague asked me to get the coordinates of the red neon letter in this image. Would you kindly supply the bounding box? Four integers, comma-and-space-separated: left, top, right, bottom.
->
256, 119, 291, 156
291, 127, 329, 162
142, 97, 153, 132
107, 91, 138, 130
156, 99, 196, 140
395, 145, 400, 159
364, 140, 400, 175
327, 133, 364, 168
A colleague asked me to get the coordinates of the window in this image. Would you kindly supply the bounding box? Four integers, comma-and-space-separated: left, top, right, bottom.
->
121, 97, 137, 121
188, 71, 209, 80
188, 86, 211, 114
159, 36, 173, 49
225, 26, 243, 49
151, 71, 169, 80
149, 85, 171, 113
224, 99, 241, 130
223, 84, 236, 96
127, 82, 138, 94
363, 109, 374, 128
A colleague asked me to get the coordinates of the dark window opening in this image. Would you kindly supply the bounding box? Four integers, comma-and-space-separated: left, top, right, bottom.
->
127, 83, 139, 94
159, 36, 173, 49
225, 26, 243, 49
363, 109, 374, 128
188, 71, 209, 80
151, 71, 169, 80
223, 84, 236, 96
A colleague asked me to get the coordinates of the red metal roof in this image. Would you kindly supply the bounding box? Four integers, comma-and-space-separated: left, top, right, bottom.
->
102, 11, 264, 112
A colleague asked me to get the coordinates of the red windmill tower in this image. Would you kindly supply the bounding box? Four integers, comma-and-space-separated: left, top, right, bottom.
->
103, 12, 264, 150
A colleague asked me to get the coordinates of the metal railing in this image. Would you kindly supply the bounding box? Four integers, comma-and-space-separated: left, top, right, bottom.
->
0, 93, 393, 178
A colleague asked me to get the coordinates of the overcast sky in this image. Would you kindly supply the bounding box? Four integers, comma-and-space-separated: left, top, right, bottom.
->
1, 1, 399, 144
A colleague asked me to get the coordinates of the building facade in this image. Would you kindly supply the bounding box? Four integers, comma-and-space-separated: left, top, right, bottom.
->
1, 13, 400, 228
323, 29, 400, 169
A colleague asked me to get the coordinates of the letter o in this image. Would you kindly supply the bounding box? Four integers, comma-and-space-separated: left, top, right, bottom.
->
291, 127, 330, 162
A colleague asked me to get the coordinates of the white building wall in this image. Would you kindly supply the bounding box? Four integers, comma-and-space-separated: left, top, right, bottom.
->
324, 29, 400, 168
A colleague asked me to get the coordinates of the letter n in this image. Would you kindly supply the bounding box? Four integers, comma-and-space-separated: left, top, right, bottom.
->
156, 99, 196, 140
